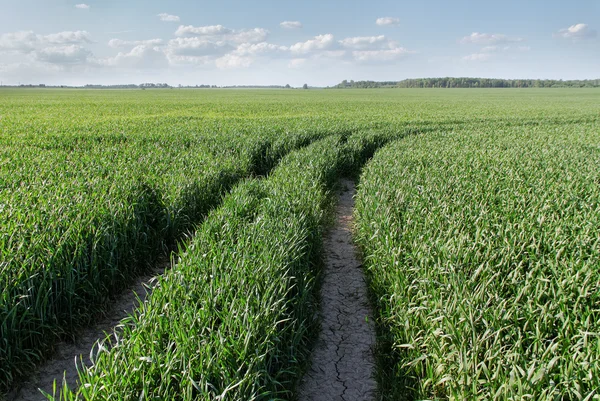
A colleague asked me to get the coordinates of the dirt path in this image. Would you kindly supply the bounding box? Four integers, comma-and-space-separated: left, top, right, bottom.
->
7, 261, 168, 401
297, 179, 377, 401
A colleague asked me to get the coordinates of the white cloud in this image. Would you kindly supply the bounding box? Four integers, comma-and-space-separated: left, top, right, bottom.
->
339, 35, 389, 50
0, 30, 92, 52
0, 31, 39, 52
166, 54, 213, 66
164, 25, 273, 66
554, 23, 597, 40
233, 42, 288, 56
175, 25, 268, 44
337, 35, 411, 62
75, 4, 90, 9
158, 13, 180, 22
290, 34, 335, 54
34, 45, 91, 64
0, 30, 94, 67
176, 25, 232, 37
460, 32, 523, 45
215, 54, 253, 69
109, 38, 164, 48
280, 21, 302, 29
352, 47, 411, 62
44, 31, 92, 45
166, 37, 232, 57
288, 33, 412, 64
376, 17, 400, 26
97, 45, 168, 69
231, 28, 269, 44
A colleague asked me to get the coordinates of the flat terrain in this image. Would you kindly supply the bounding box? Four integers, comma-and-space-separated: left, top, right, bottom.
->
1, 88, 599, 400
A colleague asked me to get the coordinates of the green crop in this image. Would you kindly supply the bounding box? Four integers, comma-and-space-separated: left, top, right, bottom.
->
1, 87, 600, 399
355, 125, 600, 400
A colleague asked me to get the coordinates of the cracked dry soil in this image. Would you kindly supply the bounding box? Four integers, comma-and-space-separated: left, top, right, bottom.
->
8, 262, 167, 401
298, 179, 377, 401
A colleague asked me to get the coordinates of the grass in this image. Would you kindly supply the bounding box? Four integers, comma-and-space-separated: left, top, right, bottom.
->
1, 88, 599, 398
354, 124, 600, 400
52, 135, 340, 400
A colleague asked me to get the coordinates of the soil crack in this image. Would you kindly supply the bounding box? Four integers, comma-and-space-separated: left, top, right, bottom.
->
297, 179, 376, 401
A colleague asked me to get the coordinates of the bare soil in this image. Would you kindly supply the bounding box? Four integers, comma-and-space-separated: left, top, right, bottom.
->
297, 179, 377, 401
6, 261, 168, 401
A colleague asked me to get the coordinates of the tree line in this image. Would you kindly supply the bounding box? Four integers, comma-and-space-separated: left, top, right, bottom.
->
333, 78, 600, 89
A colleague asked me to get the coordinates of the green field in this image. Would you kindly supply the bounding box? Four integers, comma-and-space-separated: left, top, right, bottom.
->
1, 88, 599, 399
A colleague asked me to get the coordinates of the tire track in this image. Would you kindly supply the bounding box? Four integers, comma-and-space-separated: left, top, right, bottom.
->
7, 260, 168, 401
298, 179, 376, 401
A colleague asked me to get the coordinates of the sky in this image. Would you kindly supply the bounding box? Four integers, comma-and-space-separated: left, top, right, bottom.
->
0, 0, 598, 86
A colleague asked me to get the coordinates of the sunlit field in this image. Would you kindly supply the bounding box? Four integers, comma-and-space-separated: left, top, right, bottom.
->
1, 88, 599, 400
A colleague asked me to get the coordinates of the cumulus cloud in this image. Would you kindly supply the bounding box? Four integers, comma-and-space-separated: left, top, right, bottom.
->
176, 25, 231, 36
75, 4, 90, 9
554, 23, 597, 40
231, 28, 270, 44
337, 35, 411, 62
280, 21, 302, 29
288, 33, 413, 64
233, 42, 288, 56
0, 30, 92, 52
215, 54, 253, 69
166, 37, 232, 57
158, 13, 180, 22
96, 45, 168, 69
376, 17, 400, 26
352, 47, 411, 62
167, 25, 413, 67
44, 31, 92, 44
174, 25, 268, 43
339, 35, 389, 50
162, 24, 276, 66
109, 38, 164, 48
460, 32, 523, 45
0, 31, 39, 52
290, 34, 335, 54
34, 45, 91, 64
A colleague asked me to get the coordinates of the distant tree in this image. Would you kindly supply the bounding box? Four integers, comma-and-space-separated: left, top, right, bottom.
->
330, 77, 600, 89
303, 83, 308, 89
285, 84, 291, 88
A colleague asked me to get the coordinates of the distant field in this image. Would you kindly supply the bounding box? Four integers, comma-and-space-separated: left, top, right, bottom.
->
1, 88, 599, 399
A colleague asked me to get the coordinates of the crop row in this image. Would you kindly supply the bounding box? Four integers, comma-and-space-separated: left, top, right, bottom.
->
47, 129, 403, 400
354, 124, 600, 399
0, 125, 339, 392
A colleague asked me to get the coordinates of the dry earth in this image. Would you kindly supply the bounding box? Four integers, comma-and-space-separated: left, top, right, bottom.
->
297, 179, 377, 401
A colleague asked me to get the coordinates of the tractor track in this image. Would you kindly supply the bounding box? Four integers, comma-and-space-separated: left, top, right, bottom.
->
7, 260, 169, 401
297, 179, 377, 401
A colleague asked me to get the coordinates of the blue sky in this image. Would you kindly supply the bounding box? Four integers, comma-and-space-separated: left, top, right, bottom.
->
0, 0, 598, 86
